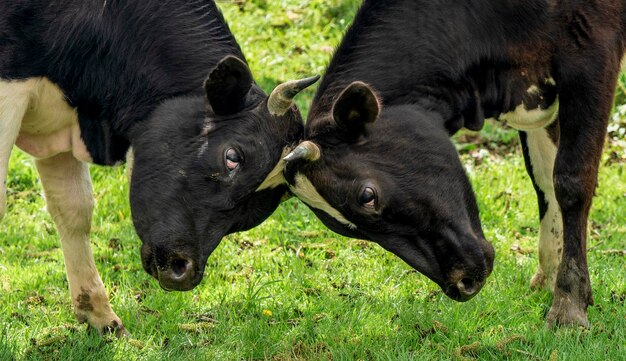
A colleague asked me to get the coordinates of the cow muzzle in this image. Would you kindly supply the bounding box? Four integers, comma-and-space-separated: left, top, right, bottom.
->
141, 244, 202, 291
444, 272, 487, 302
443, 239, 494, 302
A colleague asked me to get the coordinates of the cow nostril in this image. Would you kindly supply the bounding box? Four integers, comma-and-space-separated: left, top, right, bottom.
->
154, 251, 200, 291
170, 258, 191, 279
457, 278, 478, 296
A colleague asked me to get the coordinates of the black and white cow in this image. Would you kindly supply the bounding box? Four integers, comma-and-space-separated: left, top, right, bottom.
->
0, 0, 316, 335
284, 0, 626, 327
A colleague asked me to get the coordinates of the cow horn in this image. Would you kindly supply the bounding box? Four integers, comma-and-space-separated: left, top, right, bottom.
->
268, 75, 321, 116
283, 141, 321, 162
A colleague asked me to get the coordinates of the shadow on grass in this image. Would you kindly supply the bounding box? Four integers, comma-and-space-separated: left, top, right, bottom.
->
22, 325, 116, 361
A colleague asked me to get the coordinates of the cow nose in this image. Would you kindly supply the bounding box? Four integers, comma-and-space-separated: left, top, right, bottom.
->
455, 277, 483, 299
157, 254, 198, 291
446, 269, 487, 302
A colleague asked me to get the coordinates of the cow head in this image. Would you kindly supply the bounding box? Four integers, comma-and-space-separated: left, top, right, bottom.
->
285, 82, 494, 301
130, 56, 317, 291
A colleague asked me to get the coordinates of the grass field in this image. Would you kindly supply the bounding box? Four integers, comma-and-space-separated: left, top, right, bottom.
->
1, 1, 626, 360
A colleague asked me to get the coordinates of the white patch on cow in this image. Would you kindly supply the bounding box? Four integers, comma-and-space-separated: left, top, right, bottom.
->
499, 83, 559, 131
256, 147, 291, 191
0, 81, 28, 220
0, 77, 93, 162
35, 152, 122, 331
289, 173, 357, 229
526, 128, 562, 292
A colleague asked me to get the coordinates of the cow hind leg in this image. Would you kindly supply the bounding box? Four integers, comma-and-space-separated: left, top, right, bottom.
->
125, 147, 134, 183
35, 152, 127, 336
519, 125, 563, 292
0, 86, 28, 220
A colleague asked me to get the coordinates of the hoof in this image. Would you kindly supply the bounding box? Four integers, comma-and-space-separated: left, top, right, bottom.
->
101, 321, 130, 338
530, 270, 546, 290
77, 311, 129, 338
530, 268, 558, 292
546, 293, 590, 328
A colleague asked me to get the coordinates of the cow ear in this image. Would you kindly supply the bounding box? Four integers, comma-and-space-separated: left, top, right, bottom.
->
332, 81, 380, 140
204, 56, 253, 115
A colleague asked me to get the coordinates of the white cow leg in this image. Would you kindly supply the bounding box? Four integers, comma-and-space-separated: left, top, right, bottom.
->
520, 126, 562, 292
531, 193, 563, 291
35, 152, 127, 336
0, 94, 28, 220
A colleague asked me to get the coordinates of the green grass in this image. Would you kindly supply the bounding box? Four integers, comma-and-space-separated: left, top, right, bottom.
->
1, 1, 626, 359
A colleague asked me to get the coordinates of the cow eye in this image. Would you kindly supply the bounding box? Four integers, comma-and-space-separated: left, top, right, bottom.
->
224, 148, 242, 171
359, 187, 376, 209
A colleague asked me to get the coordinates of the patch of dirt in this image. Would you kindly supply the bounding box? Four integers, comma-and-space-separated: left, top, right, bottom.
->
107, 238, 122, 250
414, 320, 448, 339
25, 294, 46, 306
25, 324, 79, 360
178, 322, 217, 334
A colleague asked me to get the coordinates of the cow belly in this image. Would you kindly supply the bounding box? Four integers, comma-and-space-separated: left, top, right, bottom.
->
1, 77, 93, 162
16, 125, 92, 162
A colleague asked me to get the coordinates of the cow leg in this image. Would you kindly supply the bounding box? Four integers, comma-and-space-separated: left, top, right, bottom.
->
35, 152, 127, 336
125, 147, 134, 183
519, 123, 562, 292
0, 93, 28, 220
547, 53, 619, 327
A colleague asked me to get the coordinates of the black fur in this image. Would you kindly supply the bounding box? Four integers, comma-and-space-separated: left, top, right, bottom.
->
289, 0, 626, 323
1, 0, 243, 165
1, 0, 307, 291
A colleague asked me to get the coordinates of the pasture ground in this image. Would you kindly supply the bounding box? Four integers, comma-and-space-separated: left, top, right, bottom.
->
1, 1, 625, 360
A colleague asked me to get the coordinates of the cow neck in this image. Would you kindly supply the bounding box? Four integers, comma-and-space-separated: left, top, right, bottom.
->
307, 0, 549, 135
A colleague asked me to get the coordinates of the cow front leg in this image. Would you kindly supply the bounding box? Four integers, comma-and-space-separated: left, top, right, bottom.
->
0, 90, 28, 220
519, 124, 562, 292
547, 54, 619, 328
35, 152, 127, 336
